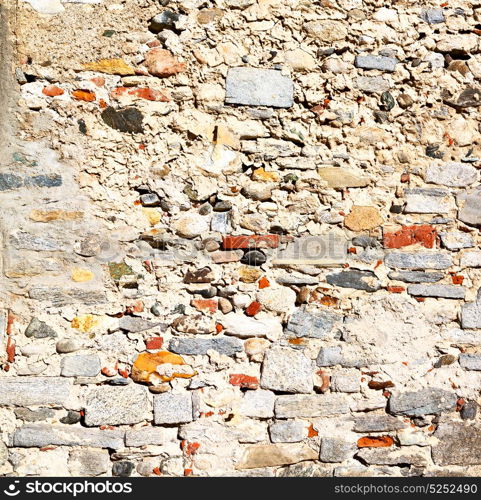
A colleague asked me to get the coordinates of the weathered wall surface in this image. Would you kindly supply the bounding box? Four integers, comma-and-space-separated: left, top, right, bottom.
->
1, 0, 481, 477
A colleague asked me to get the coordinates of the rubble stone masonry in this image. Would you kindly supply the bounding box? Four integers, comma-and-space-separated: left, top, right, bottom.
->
1, 0, 481, 477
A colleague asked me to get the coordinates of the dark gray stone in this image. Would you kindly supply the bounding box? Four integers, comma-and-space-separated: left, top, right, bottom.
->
14, 408, 55, 422
169, 336, 243, 357
225, 67, 294, 108
353, 415, 406, 433
352, 236, 380, 248
326, 270, 381, 292
241, 250, 266, 266
285, 307, 342, 339
389, 389, 456, 416
0, 173, 23, 190
25, 318, 57, 339
461, 402, 477, 420
101, 107, 144, 134
432, 422, 481, 465
112, 461, 135, 477
27, 174, 62, 188
149, 10, 180, 32
60, 411, 81, 425
388, 271, 444, 283
354, 55, 398, 72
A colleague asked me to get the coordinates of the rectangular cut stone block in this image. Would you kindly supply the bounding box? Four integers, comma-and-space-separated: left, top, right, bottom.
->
13, 424, 125, 448
460, 251, 481, 268
84, 384, 151, 426
68, 448, 111, 477
461, 297, 481, 329
225, 68, 294, 108
239, 389, 275, 418
125, 426, 178, 447
388, 271, 444, 283
154, 392, 193, 424
169, 337, 243, 357
353, 415, 406, 433
0, 377, 71, 406
407, 284, 465, 299
388, 389, 456, 416
61, 354, 101, 377
320, 438, 355, 463
29, 286, 106, 307
384, 252, 452, 270
404, 188, 454, 214
432, 422, 481, 465
236, 443, 317, 469
273, 235, 347, 266
275, 394, 349, 418
354, 55, 398, 72
356, 448, 429, 467
425, 162, 478, 187
269, 420, 306, 443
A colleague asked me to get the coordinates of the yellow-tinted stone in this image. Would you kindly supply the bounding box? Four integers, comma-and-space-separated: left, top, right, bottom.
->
142, 207, 162, 225
29, 210, 84, 222
318, 167, 370, 189
252, 167, 279, 183
131, 351, 196, 384
212, 124, 239, 149
82, 58, 135, 76
344, 206, 383, 231
71, 314, 102, 332
71, 268, 94, 282
238, 266, 262, 283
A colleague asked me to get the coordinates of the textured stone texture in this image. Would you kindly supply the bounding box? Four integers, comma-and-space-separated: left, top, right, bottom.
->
0, 377, 71, 406
84, 385, 151, 426
274, 394, 349, 418
153, 392, 193, 424
225, 68, 294, 108
388, 389, 456, 416
432, 423, 481, 465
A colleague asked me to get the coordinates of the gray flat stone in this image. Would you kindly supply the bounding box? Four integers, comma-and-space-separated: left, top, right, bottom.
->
84, 384, 151, 426
420, 8, 445, 24
425, 162, 478, 187
10, 232, 62, 251
432, 422, 481, 465
25, 318, 57, 339
274, 394, 349, 418
169, 336, 243, 357
316, 346, 367, 368
320, 438, 355, 463
440, 231, 474, 250
407, 284, 465, 299
388, 271, 444, 283
69, 448, 111, 476
460, 290, 481, 328
460, 251, 481, 267
260, 346, 313, 394
457, 187, 481, 226
331, 369, 360, 393
459, 354, 481, 371
404, 188, 454, 214
13, 424, 125, 448
61, 355, 101, 377
28, 286, 106, 307
225, 67, 294, 108
269, 420, 305, 443
153, 393, 193, 424
119, 316, 160, 333
125, 426, 178, 447
388, 388, 456, 416
355, 76, 390, 94
353, 415, 406, 433
355, 55, 398, 72
14, 408, 55, 422
285, 306, 342, 339
0, 377, 71, 406
326, 269, 381, 292
356, 447, 429, 467
384, 252, 452, 270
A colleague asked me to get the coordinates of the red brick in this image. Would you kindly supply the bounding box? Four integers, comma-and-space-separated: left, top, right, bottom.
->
222, 234, 280, 249
191, 299, 218, 313
229, 374, 259, 389
72, 89, 96, 102
146, 336, 164, 350
245, 301, 261, 316
111, 86, 170, 102
383, 225, 437, 249
386, 286, 405, 293
357, 436, 394, 448
452, 275, 464, 285
258, 276, 270, 289
42, 85, 64, 97
6, 337, 15, 363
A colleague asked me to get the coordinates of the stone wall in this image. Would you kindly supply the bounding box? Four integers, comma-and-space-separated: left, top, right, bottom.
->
1, 0, 481, 477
